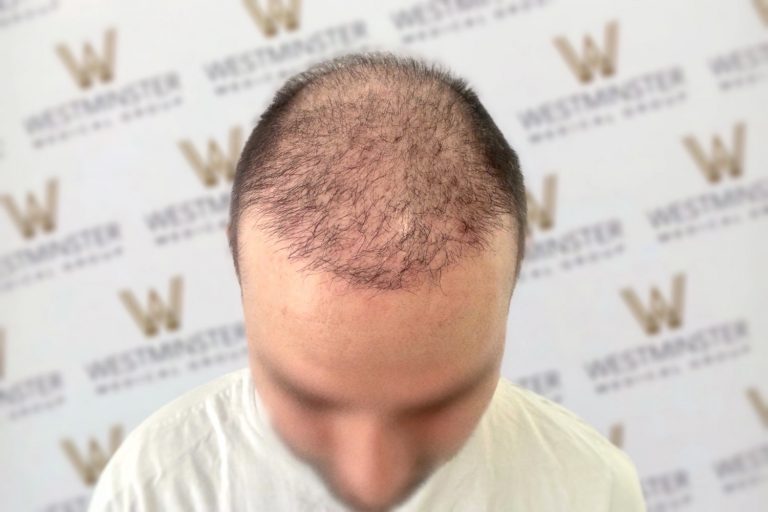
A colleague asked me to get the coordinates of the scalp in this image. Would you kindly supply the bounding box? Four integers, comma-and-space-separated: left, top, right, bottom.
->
231, 52, 526, 293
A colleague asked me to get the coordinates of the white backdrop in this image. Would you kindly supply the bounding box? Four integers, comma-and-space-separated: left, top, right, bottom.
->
1, 0, 767, 510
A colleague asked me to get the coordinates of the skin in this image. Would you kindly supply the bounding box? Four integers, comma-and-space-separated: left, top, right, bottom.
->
233, 214, 519, 512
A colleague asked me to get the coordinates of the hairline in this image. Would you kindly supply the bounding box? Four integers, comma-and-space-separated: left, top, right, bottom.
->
229, 51, 527, 293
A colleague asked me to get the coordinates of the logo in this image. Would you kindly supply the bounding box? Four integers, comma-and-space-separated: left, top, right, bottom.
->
682, 122, 745, 183
0, 178, 59, 240
243, 0, 301, 37
553, 20, 619, 84
755, 0, 768, 24
747, 387, 768, 428
525, 174, 557, 234
178, 126, 243, 187
620, 273, 685, 335
119, 276, 184, 337
609, 423, 624, 448
56, 28, 117, 89
61, 425, 124, 486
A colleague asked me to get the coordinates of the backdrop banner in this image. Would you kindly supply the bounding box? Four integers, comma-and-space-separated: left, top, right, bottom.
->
0, 0, 766, 510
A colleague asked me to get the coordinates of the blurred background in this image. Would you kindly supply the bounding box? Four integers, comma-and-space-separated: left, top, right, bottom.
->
1, 0, 767, 510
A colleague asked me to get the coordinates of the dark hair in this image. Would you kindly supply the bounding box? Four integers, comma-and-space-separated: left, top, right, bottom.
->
229, 51, 526, 294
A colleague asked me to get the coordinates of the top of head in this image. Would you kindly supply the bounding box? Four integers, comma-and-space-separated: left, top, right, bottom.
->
228, 51, 527, 295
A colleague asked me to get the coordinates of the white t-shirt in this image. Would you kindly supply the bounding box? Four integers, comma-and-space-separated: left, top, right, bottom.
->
87, 367, 646, 511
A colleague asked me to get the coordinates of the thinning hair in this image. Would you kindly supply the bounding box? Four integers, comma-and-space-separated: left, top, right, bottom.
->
229, 51, 526, 294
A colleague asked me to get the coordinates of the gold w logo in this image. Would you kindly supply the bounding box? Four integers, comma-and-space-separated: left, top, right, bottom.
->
56, 28, 116, 89
554, 20, 619, 84
609, 423, 624, 448
755, 0, 768, 25
0, 178, 59, 240
747, 388, 768, 428
61, 425, 123, 486
620, 273, 685, 335
243, 0, 301, 37
179, 126, 243, 187
525, 174, 557, 234
682, 123, 745, 183
119, 276, 183, 337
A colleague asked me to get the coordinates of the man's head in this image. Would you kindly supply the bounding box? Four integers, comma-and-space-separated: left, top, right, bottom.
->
228, 52, 527, 511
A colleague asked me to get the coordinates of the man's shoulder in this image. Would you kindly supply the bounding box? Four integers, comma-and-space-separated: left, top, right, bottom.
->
128, 366, 249, 437
489, 377, 646, 510
493, 377, 624, 457
88, 367, 256, 510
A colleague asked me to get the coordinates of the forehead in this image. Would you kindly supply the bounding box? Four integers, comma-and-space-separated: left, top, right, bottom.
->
238, 227, 509, 406
249, 293, 502, 411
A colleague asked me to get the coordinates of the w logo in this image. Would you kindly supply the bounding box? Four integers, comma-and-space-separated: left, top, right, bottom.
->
554, 21, 619, 84
755, 0, 768, 25
747, 388, 768, 428
61, 425, 124, 486
243, 0, 301, 37
1, 178, 59, 240
119, 276, 184, 337
56, 28, 116, 89
179, 126, 243, 187
682, 123, 746, 183
525, 174, 557, 234
609, 424, 624, 448
620, 273, 685, 336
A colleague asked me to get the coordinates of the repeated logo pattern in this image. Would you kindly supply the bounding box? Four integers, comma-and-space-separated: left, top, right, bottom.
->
0, 1, 765, 510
